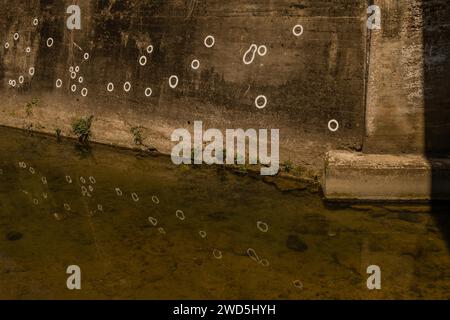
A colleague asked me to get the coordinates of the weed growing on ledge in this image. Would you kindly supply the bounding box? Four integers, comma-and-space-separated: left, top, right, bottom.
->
130, 127, 144, 146
281, 160, 294, 173
23, 123, 34, 134
55, 128, 62, 142
25, 98, 39, 116
72, 116, 93, 144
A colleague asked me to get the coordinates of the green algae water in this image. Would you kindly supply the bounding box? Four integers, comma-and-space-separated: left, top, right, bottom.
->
0, 127, 449, 299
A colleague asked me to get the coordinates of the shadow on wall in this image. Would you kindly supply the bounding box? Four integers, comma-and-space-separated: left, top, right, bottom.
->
423, 0, 450, 250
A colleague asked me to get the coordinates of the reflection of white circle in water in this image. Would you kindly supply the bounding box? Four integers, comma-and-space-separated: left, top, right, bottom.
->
19, 161, 27, 168
148, 217, 158, 226
247, 248, 260, 262
123, 81, 131, 92
169, 75, 178, 89
259, 259, 270, 267
29, 167, 35, 174
33, 198, 39, 205
88, 185, 94, 192
71, 84, 77, 92
53, 213, 63, 220
13, 33, 19, 41
213, 249, 222, 259
11, 80, 16, 87
107, 82, 114, 92
56, 79, 62, 88
75, 66, 80, 73
146, 45, 153, 54
115, 188, 123, 196
41, 177, 47, 184
152, 195, 159, 204
64, 203, 71, 211
243, 44, 257, 65
199, 230, 207, 238
89, 176, 96, 184
97, 204, 103, 212
293, 24, 304, 37
81, 88, 88, 97
144, 87, 152, 97
69, 66, 74, 73
158, 227, 166, 234
293, 280, 304, 290
42, 192, 48, 199
257, 45, 267, 56
4, 42, 9, 49
255, 95, 267, 109
328, 119, 339, 132
26, 47, 31, 53
29, 67, 35, 76
191, 59, 200, 70
19, 76, 24, 84
139, 55, 147, 66
80, 177, 86, 184
204, 35, 215, 48
33, 18, 39, 26
176, 210, 185, 221
81, 186, 88, 195
257, 221, 269, 233
83, 53, 89, 60
78, 76, 83, 83
46, 38, 53, 47
65, 175, 72, 183
131, 193, 139, 202
70, 72, 77, 79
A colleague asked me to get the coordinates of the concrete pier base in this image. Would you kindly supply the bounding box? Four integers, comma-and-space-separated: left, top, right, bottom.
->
323, 151, 450, 201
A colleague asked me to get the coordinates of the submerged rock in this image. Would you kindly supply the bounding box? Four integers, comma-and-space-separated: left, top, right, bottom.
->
5, 231, 23, 241
286, 234, 308, 252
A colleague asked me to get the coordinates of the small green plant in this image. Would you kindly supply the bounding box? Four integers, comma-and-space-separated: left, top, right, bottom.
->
130, 127, 144, 146
25, 98, 38, 116
236, 164, 248, 174
24, 123, 34, 133
72, 115, 93, 144
55, 128, 62, 142
282, 160, 294, 173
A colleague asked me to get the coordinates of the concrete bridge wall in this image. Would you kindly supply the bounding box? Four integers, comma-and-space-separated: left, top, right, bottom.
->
0, 0, 368, 177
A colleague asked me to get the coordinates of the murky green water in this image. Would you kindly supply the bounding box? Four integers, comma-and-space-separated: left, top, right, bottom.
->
0, 127, 449, 299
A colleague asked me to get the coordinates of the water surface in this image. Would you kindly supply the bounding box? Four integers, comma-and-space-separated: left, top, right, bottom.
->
0, 127, 449, 299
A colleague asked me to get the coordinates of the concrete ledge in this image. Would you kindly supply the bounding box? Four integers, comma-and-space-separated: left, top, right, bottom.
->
323, 150, 450, 201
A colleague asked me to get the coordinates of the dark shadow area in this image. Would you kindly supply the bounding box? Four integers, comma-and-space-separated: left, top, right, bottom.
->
423, 0, 450, 249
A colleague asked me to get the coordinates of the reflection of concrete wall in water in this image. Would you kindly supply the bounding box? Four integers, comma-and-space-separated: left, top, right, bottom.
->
0, 0, 368, 175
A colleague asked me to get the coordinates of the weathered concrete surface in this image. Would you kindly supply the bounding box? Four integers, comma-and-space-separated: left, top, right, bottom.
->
365, 0, 425, 154
365, 0, 450, 155
323, 151, 450, 201
325, 0, 450, 200
0, 0, 368, 178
